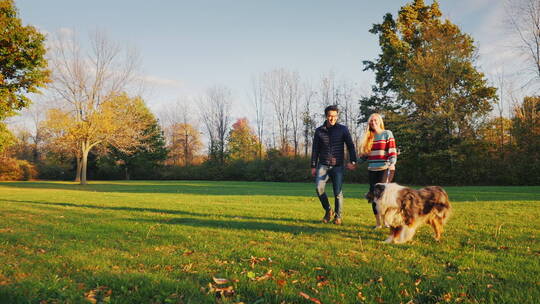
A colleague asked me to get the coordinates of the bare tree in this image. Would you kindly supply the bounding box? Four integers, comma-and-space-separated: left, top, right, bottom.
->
336, 80, 361, 148
250, 75, 266, 158
302, 82, 317, 156
263, 69, 297, 153
319, 71, 338, 108
200, 86, 232, 164
47, 30, 145, 184
287, 71, 302, 156
507, 0, 540, 88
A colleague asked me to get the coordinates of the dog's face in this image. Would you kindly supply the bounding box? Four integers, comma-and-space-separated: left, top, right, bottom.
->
373, 183, 403, 227
373, 183, 386, 202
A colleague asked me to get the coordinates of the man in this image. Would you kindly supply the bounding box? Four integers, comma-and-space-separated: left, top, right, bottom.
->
311, 105, 357, 225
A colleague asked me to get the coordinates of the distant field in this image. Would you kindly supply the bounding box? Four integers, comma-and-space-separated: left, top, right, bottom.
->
0, 181, 539, 303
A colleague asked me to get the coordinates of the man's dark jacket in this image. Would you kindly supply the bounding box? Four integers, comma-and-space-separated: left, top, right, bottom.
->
311, 122, 357, 168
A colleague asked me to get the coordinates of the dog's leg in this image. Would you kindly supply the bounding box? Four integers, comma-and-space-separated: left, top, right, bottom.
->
397, 225, 417, 243
385, 227, 400, 243
375, 213, 383, 229
432, 217, 444, 241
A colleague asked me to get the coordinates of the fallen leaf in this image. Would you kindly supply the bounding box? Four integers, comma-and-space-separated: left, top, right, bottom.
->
84, 286, 112, 304
414, 278, 422, 286
182, 263, 195, 273
208, 283, 235, 298
357, 291, 366, 301
255, 269, 273, 281
316, 280, 329, 288
443, 292, 452, 302
400, 289, 410, 297
276, 279, 287, 287
299, 292, 322, 304
182, 250, 195, 256
212, 277, 229, 285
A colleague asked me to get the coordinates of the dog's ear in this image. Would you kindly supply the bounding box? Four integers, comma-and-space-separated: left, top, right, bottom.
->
373, 183, 386, 199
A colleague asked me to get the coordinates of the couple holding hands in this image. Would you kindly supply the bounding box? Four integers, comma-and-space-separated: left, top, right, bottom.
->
311, 105, 397, 228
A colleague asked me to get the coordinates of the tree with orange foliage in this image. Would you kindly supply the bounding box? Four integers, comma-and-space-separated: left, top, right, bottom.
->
227, 118, 261, 161
169, 122, 203, 166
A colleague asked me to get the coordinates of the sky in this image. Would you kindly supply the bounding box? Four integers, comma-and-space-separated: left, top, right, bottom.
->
14, 0, 523, 121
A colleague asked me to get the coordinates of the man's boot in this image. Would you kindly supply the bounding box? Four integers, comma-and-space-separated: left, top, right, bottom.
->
322, 209, 334, 223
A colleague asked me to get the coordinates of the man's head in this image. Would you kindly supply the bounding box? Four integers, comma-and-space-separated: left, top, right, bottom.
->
324, 105, 339, 126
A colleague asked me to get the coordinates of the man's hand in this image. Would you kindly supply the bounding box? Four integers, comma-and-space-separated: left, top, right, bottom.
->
346, 163, 356, 170
311, 168, 316, 177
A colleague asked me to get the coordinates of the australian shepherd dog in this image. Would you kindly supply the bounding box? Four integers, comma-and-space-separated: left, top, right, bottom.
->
373, 183, 451, 244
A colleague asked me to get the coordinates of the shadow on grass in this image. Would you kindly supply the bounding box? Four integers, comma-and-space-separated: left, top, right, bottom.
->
0, 180, 324, 197
0, 199, 388, 239
1, 198, 340, 228
125, 217, 355, 236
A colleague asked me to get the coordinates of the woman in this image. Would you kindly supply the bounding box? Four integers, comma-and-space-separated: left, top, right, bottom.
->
359, 113, 398, 228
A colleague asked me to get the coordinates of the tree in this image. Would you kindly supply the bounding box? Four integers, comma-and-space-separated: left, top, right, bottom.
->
47, 31, 141, 184
42, 93, 152, 184
250, 75, 266, 159
507, 0, 540, 88
0, 0, 50, 120
302, 82, 317, 156
512, 96, 540, 157
169, 122, 203, 166
106, 103, 168, 180
0, 0, 50, 152
362, 0, 497, 183
227, 118, 260, 161
200, 86, 232, 164
0, 122, 14, 152
263, 69, 298, 153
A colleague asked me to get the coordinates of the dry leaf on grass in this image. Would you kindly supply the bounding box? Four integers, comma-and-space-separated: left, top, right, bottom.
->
299, 292, 322, 304
84, 286, 112, 304
208, 283, 235, 298
212, 277, 229, 285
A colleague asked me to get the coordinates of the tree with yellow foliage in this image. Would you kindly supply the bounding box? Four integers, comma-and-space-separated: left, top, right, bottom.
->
42, 93, 152, 184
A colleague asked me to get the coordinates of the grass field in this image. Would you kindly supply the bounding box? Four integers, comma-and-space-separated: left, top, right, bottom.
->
0, 180, 539, 304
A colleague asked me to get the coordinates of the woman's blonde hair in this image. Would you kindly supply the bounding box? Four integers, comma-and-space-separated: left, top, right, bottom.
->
359, 113, 385, 155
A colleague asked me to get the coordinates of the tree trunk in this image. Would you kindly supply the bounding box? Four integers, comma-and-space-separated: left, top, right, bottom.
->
80, 148, 89, 185
74, 155, 82, 182
124, 165, 130, 180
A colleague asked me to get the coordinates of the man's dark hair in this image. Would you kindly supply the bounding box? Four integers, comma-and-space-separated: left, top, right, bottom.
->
324, 105, 339, 115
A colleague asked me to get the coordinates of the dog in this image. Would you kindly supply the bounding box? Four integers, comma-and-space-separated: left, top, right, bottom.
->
372, 183, 451, 244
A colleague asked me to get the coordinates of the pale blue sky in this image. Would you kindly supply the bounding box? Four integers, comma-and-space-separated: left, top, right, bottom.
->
16, 0, 517, 116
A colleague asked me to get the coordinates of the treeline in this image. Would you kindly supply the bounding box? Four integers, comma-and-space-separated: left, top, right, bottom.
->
1, 0, 539, 185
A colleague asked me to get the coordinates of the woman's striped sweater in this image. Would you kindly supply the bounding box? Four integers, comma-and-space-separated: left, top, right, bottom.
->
363, 130, 397, 171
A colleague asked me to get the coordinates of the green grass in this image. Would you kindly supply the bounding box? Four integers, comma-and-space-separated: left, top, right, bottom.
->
0, 180, 539, 304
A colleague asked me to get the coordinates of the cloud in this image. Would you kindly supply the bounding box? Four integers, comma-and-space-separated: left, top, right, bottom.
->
139, 75, 185, 89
